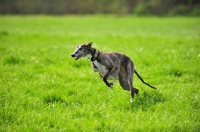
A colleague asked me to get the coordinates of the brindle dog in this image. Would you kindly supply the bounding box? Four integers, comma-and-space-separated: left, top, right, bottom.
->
71, 42, 157, 102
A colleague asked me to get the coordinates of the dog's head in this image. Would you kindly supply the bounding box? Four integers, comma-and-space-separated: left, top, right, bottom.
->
71, 42, 93, 60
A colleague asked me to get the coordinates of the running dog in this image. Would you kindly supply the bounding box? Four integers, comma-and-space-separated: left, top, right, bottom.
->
71, 42, 157, 102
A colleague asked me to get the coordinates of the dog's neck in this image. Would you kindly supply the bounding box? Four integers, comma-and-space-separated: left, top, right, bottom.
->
87, 48, 100, 61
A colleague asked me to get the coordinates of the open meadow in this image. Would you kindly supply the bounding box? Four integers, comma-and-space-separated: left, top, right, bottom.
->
0, 15, 200, 131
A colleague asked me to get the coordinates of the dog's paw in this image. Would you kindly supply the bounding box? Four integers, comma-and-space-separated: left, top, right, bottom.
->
108, 82, 114, 89
110, 82, 114, 86
105, 83, 112, 88
106, 84, 112, 88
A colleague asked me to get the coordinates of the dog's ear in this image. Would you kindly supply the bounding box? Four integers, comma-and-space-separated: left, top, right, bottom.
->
87, 42, 93, 48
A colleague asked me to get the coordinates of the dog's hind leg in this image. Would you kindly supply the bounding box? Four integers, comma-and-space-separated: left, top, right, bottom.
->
127, 81, 139, 102
126, 62, 139, 100
119, 65, 139, 102
118, 66, 129, 90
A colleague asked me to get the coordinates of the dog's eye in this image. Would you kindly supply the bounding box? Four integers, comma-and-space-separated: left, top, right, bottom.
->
79, 48, 82, 50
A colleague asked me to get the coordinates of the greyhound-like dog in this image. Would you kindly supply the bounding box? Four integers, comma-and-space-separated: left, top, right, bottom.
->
71, 42, 157, 102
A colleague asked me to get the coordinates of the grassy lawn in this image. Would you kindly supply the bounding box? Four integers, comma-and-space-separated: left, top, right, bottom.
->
0, 15, 199, 131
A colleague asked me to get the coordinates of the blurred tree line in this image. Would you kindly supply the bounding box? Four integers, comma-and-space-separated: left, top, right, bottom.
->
0, 0, 199, 15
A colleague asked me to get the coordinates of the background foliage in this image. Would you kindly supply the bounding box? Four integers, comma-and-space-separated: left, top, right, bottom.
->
0, 0, 200, 15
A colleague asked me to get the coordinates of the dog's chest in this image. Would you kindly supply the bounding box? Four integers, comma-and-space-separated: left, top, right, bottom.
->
93, 60, 108, 76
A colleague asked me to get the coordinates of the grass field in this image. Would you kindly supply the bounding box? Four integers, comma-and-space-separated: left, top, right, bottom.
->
0, 15, 200, 131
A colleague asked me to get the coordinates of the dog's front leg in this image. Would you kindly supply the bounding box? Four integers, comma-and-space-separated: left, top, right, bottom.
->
103, 66, 117, 88
91, 62, 98, 72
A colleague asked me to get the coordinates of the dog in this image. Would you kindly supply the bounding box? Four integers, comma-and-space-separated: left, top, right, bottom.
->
71, 42, 157, 102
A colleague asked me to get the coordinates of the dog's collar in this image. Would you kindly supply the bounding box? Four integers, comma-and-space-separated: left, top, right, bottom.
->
91, 49, 100, 61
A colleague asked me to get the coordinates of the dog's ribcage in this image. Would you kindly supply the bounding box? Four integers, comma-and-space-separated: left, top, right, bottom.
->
93, 60, 108, 75
93, 60, 116, 80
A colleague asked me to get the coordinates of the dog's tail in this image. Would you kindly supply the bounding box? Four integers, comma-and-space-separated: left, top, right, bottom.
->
135, 70, 157, 90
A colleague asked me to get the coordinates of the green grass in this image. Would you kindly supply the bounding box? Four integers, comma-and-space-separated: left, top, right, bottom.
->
0, 15, 200, 131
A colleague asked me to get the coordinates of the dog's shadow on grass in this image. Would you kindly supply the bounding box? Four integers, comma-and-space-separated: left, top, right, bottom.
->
128, 91, 164, 111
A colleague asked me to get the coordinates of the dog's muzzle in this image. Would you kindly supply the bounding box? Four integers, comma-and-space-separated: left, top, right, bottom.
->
71, 54, 83, 60
71, 54, 75, 57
